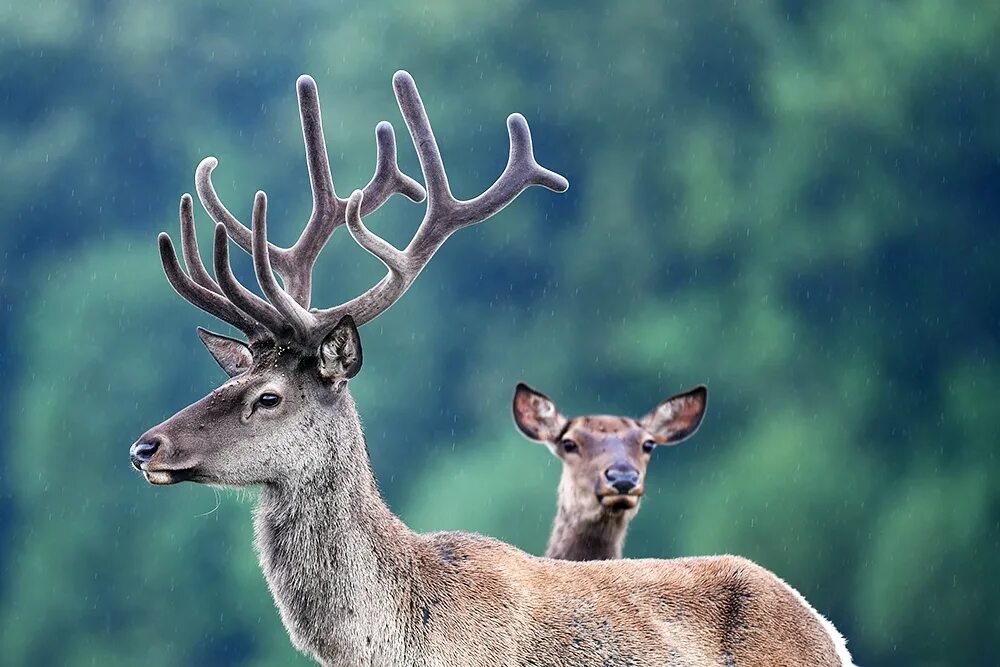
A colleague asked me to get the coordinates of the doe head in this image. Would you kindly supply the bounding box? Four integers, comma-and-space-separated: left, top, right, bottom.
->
512, 383, 708, 516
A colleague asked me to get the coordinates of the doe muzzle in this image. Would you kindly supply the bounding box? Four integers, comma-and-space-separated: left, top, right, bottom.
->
605, 465, 641, 495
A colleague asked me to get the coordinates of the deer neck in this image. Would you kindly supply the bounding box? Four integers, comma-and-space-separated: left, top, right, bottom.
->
253, 392, 418, 666
544, 472, 635, 561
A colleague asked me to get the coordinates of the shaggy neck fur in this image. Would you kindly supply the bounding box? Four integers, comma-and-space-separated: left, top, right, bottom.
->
253, 393, 418, 666
544, 471, 636, 561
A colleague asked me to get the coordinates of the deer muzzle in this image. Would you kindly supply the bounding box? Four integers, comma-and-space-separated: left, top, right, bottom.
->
130, 437, 161, 469
597, 465, 644, 510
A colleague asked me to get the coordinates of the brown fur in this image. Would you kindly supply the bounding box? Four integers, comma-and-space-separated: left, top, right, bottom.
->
412, 535, 842, 666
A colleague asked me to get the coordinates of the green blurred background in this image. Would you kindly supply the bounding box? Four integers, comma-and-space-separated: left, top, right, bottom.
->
0, 0, 997, 665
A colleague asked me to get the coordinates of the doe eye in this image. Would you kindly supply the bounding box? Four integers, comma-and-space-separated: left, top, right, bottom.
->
642, 440, 656, 454
257, 393, 282, 408
560, 439, 579, 454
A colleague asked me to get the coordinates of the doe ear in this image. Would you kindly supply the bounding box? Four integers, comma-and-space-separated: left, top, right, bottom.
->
197, 327, 253, 377
512, 383, 568, 443
639, 385, 708, 445
319, 315, 363, 382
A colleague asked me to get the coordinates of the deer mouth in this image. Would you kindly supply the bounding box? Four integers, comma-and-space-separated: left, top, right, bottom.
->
598, 493, 642, 511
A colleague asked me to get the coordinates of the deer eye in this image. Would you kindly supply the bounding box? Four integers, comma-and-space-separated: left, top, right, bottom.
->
560, 439, 579, 454
257, 393, 282, 409
642, 440, 656, 454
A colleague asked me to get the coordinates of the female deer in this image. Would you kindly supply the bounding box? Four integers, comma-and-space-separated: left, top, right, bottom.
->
131, 72, 855, 666
513, 383, 707, 561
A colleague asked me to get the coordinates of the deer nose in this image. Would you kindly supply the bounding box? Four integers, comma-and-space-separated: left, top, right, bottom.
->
130, 438, 161, 468
605, 466, 640, 494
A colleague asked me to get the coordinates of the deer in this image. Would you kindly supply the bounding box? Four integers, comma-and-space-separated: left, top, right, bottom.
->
130, 71, 856, 667
512, 383, 708, 561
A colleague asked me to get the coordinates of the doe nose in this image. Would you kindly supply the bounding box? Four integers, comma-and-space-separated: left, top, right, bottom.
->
605, 466, 640, 494
130, 438, 161, 468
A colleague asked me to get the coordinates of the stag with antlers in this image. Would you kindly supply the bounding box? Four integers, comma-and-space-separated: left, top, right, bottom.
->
131, 72, 854, 667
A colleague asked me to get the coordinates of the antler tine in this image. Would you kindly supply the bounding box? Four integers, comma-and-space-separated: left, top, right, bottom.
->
277, 74, 338, 303
178, 193, 223, 294
196, 156, 279, 257
390, 71, 454, 211
195, 76, 426, 311
309, 70, 569, 336
392, 71, 568, 227
157, 225, 260, 338
295, 75, 336, 214
343, 190, 408, 277
454, 112, 570, 223
195, 74, 332, 269
325, 190, 410, 326
365, 121, 427, 205
250, 191, 317, 339
212, 223, 290, 338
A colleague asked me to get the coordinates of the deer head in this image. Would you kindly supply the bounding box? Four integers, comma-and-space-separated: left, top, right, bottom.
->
512, 383, 708, 517
130, 71, 568, 488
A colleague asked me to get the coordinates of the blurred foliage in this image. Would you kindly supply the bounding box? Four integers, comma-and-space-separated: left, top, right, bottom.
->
0, 0, 997, 665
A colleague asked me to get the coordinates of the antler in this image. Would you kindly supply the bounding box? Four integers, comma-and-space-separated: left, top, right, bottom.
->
158, 195, 261, 338
309, 71, 569, 335
158, 71, 568, 349
194, 75, 425, 309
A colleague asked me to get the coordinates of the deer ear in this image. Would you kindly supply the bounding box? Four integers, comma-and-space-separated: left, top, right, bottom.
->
319, 316, 363, 381
197, 328, 253, 377
512, 383, 568, 443
640, 385, 708, 445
